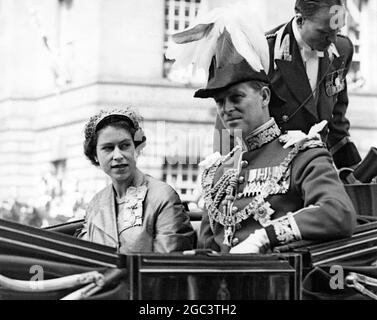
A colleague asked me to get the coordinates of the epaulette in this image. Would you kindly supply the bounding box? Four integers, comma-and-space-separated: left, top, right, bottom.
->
298, 139, 326, 152
337, 33, 348, 39
336, 33, 352, 45
266, 33, 277, 39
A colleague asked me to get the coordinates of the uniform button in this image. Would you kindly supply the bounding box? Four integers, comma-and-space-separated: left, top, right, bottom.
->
238, 176, 245, 183
237, 193, 243, 199
282, 115, 289, 123
241, 160, 248, 168
231, 238, 239, 246
232, 206, 239, 213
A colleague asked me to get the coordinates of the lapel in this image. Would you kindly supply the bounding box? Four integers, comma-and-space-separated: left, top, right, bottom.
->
90, 185, 119, 247
273, 20, 318, 120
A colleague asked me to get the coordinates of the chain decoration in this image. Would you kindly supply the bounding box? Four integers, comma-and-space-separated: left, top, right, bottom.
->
201, 141, 311, 246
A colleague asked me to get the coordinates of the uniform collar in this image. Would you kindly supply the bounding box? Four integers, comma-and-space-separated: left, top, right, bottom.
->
243, 118, 281, 151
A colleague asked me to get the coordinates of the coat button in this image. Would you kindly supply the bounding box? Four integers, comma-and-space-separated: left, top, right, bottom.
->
232, 238, 239, 246
237, 193, 243, 199
232, 206, 239, 213
282, 115, 289, 123
238, 176, 245, 183
241, 160, 248, 168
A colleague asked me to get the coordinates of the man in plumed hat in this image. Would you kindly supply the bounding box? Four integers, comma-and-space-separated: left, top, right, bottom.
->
264, 0, 361, 169
167, 3, 356, 253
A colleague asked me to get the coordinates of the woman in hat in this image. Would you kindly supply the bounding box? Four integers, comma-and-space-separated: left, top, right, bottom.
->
78, 107, 196, 254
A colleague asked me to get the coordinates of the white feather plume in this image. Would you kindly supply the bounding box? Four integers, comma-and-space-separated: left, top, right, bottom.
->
165, 2, 270, 82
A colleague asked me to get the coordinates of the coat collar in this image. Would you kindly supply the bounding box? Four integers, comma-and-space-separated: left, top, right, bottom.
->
89, 172, 148, 248
90, 185, 119, 247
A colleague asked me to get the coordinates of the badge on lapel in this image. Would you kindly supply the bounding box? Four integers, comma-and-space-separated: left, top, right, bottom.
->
274, 33, 292, 70
325, 68, 346, 96
280, 34, 292, 62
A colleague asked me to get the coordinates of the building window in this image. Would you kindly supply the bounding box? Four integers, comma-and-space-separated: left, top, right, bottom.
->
162, 159, 201, 203
163, 0, 202, 78
345, 0, 364, 89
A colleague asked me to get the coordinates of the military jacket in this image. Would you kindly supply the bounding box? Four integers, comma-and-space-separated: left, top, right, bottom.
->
265, 19, 361, 168
200, 120, 356, 252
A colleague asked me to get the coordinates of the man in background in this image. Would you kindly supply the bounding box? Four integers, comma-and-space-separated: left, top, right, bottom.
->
265, 0, 361, 169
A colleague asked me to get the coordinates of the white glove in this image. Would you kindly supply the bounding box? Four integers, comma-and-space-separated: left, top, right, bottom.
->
229, 229, 270, 254
280, 120, 327, 149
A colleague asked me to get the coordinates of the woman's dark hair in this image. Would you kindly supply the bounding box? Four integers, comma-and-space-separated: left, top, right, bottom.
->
295, 0, 343, 19
83, 116, 140, 166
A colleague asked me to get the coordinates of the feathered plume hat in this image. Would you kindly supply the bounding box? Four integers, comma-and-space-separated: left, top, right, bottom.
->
165, 2, 270, 98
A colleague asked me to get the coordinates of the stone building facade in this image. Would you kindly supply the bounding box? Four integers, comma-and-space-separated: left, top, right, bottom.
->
0, 0, 376, 221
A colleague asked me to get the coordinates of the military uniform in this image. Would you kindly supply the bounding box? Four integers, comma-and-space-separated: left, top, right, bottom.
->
199, 118, 356, 252
265, 19, 361, 169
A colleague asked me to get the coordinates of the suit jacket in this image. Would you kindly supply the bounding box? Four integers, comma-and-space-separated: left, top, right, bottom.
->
266, 19, 361, 169
78, 173, 196, 254
199, 137, 356, 253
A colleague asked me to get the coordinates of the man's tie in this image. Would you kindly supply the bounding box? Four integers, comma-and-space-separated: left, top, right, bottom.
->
302, 48, 324, 61
302, 48, 323, 93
